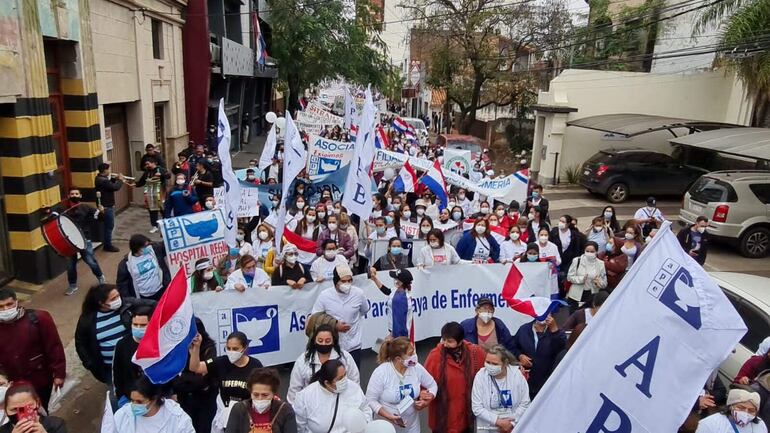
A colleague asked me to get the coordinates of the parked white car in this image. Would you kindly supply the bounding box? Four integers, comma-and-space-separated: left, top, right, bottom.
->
402, 117, 429, 146
711, 272, 770, 385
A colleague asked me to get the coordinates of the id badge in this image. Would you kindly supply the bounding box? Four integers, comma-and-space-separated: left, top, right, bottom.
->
397, 395, 415, 416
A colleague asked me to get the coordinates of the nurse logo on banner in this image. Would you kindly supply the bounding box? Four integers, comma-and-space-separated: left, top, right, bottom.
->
514, 221, 746, 433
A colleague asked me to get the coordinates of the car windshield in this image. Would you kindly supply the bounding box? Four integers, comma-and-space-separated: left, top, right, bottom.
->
405, 119, 426, 131
689, 177, 738, 203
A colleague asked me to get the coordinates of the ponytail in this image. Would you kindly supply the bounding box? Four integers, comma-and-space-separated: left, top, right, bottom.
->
377, 336, 411, 364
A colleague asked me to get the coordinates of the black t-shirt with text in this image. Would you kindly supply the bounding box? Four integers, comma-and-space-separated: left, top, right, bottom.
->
206, 355, 263, 403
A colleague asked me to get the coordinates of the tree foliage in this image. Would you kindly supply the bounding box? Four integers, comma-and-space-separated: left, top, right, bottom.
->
267, 0, 396, 112
405, 0, 571, 134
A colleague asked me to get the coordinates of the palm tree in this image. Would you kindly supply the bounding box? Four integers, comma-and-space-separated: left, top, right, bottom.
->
695, 0, 770, 126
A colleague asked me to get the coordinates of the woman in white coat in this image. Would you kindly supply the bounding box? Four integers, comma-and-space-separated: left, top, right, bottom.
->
697, 389, 767, 433
416, 229, 463, 268
471, 345, 530, 433
294, 359, 372, 433
114, 375, 195, 433
566, 241, 607, 314
365, 337, 437, 433
224, 254, 270, 291
287, 324, 360, 404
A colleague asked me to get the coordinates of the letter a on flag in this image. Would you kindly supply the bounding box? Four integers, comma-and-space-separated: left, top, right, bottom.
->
514, 222, 746, 433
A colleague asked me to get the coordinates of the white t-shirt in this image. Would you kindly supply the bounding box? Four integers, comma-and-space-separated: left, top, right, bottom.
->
558, 229, 571, 251
366, 362, 438, 433
473, 237, 491, 261
126, 249, 163, 296
311, 286, 371, 351
500, 240, 527, 263
696, 413, 768, 433
537, 241, 562, 265
310, 255, 348, 281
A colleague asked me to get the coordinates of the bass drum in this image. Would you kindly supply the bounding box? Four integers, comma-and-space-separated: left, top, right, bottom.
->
41, 214, 86, 257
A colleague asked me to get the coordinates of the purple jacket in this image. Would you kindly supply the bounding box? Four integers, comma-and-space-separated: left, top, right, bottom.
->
316, 229, 354, 259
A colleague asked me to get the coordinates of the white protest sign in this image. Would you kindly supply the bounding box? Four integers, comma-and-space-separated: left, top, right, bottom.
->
306, 101, 344, 125
159, 209, 230, 277
306, 135, 356, 177
443, 148, 472, 175
515, 224, 746, 433
213, 185, 260, 217
192, 263, 552, 364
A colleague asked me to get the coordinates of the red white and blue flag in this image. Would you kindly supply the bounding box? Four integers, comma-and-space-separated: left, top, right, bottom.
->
282, 229, 320, 264
349, 124, 358, 142
501, 263, 564, 320
404, 128, 418, 143
253, 12, 268, 66
375, 125, 388, 149
420, 160, 449, 209
393, 160, 418, 193
132, 268, 197, 384
392, 117, 409, 134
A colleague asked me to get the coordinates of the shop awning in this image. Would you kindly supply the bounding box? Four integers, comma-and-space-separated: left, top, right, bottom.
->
430, 88, 446, 107
566, 113, 742, 138
669, 127, 770, 161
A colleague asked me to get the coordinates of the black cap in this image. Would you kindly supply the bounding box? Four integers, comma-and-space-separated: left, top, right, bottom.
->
646, 196, 656, 206
389, 268, 413, 285
476, 297, 495, 309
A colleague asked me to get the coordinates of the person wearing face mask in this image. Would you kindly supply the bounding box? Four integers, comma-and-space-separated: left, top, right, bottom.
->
251, 224, 277, 275
272, 244, 309, 290
456, 188, 472, 216
678, 216, 710, 265
617, 222, 643, 269
471, 201, 492, 220
563, 290, 608, 332
534, 227, 561, 266
416, 216, 435, 240
226, 255, 271, 291
312, 240, 349, 282
287, 325, 360, 404
316, 214, 355, 260
188, 331, 263, 430
525, 206, 549, 244
436, 208, 452, 228
369, 269, 415, 339
311, 264, 370, 366
202, 194, 217, 211
226, 368, 298, 433
116, 234, 171, 300
696, 389, 767, 433
461, 298, 516, 352
189, 258, 225, 292
368, 217, 395, 242
366, 337, 438, 433
372, 238, 413, 271
586, 216, 612, 245
75, 284, 154, 386
163, 173, 198, 218
232, 226, 254, 258
499, 226, 527, 263
113, 375, 195, 433
219, 246, 242, 278
457, 220, 500, 263
425, 322, 486, 433
501, 201, 520, 231
0, 383, 66, 433
112, 306, 154, 404
244, 168, 260, 185
294, 359, 372, 433
471, 345, 530, 433
511, 314, 565, 399
416, 229, 463, 268
599, 206, 621, 234
295, 208, 321, 241
549, 215, 584, 279
566, 242, 607, 313
524, 184, 549, 224
0, 289, 65, 411
634, 196, 667, 236
516, 243, 540, 264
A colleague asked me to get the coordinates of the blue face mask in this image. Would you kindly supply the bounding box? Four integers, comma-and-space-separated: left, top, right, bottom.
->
131, 403, 149, 417
605, 243, 614, 252
229, 248, 240, 257
385, 216, 393, 225
143, 246, 153, 255
527, 255, 538, 262
132, 326, 146, 340
391, 247, 402, 256
532, 191, 539, 199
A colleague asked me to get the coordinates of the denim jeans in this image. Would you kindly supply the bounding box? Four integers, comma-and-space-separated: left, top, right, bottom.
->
68, 240, 103, 286
103, 207, 115, 247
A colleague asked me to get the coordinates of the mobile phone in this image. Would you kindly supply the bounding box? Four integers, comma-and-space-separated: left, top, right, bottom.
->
393, 416, 406, 428
17, 403, 38, 423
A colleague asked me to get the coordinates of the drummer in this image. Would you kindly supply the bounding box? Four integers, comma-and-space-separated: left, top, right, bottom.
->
55, 188, 107, 296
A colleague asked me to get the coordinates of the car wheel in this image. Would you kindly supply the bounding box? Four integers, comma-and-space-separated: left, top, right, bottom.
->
606, 183, 629, 203
739, 226, 770, 258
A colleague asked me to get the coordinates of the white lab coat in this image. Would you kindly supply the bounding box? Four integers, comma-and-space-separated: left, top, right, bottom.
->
365, 362, 438, 433
224, 268, 270, 291
114, 399, 195, 433
287, 349, 361, 404
415, 244, 463, 267
311, 286, 370, 351
536, 241, 561, 265
696, 413, 768, 433
294, 381, 372, 433
471, 366, 530, 432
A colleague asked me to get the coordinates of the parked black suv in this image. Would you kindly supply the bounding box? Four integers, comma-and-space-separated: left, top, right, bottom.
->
580, 149, 707, 203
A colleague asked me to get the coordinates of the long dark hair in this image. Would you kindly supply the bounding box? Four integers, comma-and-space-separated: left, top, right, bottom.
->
191, 258, 219, 292
310, 359, 344, 388
601, 205, 621, 233
304, 324, 342, 363
81, 284, 116, 316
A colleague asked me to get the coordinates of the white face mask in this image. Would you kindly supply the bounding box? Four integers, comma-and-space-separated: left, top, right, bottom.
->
733, 409, 755, 427
108, 298, 123, 311
478, 312, 493, 324
475, 226, 486, 234
285, 255, 297, 264
236, 234, 245, 242
258, 231, 269, 241
176, 179, 185, 185
296, 202, 305, 209
416, 208, 425, 216
584, 252, 597, 260
338, 283, 352, 294
430, 241, 440, 249
324, 250, 337, 260
421, 226, 431, 234
306, 215, 316, 223
489, 221, 499, 227
485, 362, 502, 376
510, 232, 520, 241
558, 222, 567, 230
496, 210, 505, 217
205, 201, 215, 209
401, 354, 418, 368
697, 226, 706, 234
0, 304, 19, 322
625, 233, 635, 240
539, 235, 548, 244
480, 207, 490, 215
327, 223, 338, 231
318, 212, 327, 219
203, 271, 214, 281
403, 211, 412, 219
253, 399, 271, 414
226, 350, 243, 364
332, 377, 349, 393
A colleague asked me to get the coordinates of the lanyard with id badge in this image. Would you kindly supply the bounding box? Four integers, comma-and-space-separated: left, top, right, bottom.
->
489, 376, 513, 412
395, 381, 415, 426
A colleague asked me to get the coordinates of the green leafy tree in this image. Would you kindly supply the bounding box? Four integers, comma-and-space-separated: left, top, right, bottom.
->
267, 0, 395, 113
